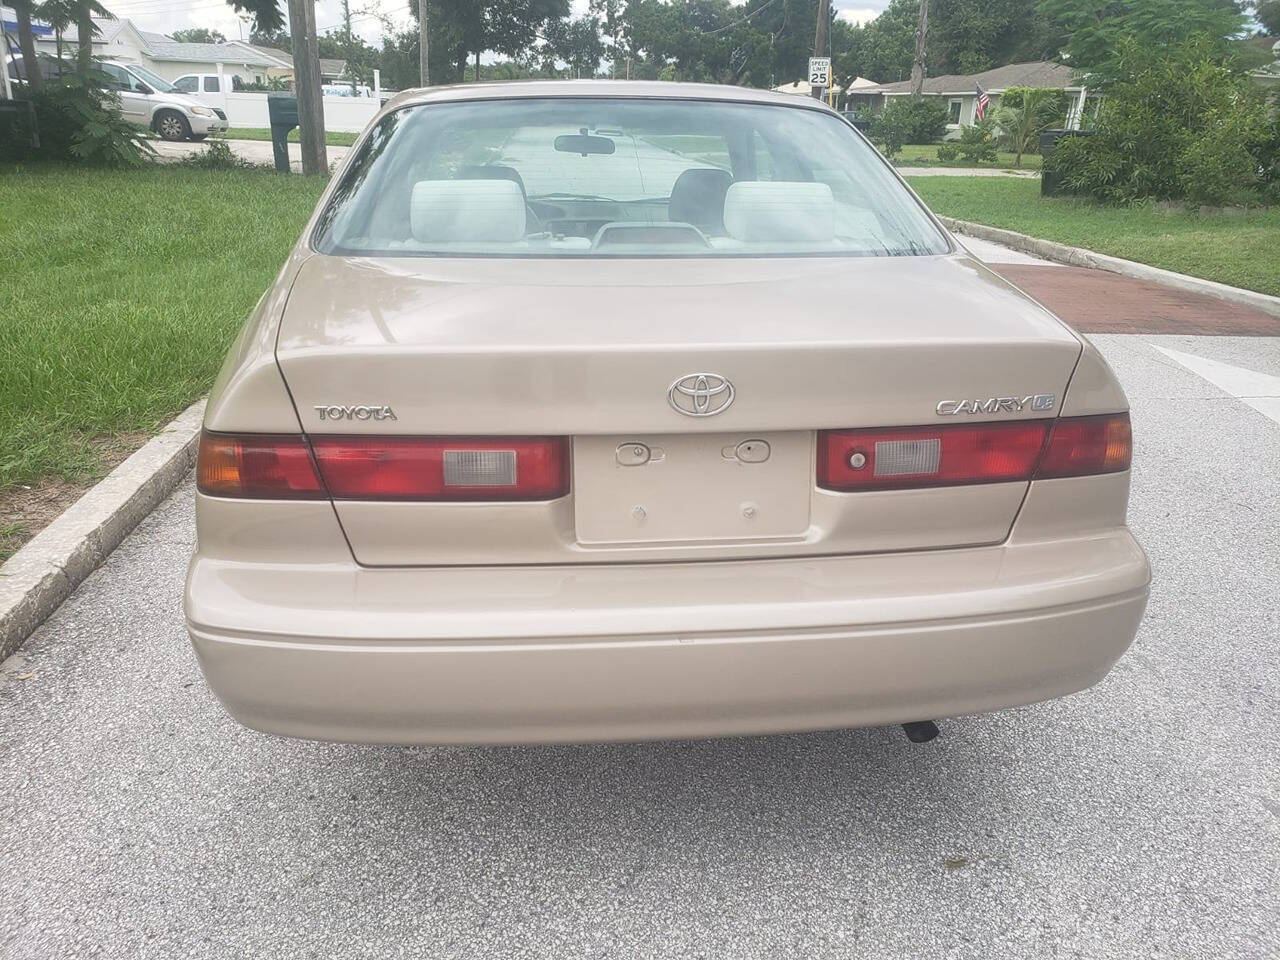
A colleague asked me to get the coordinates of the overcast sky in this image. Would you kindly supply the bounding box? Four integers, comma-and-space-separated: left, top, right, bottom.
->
92, 0, 889, 46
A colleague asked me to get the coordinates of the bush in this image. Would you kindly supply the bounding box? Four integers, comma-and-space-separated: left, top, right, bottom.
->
177, 138, 265, 171
0, 76, 152, 167
936, 142, 959, 162
870, 97, 950, 157
1046, 38, 1274, 206
955, 119, 998, 164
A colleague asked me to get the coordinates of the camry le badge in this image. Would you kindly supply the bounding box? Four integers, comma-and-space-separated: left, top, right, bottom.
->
668, 373, 735, 417
936, 394, 1055, 416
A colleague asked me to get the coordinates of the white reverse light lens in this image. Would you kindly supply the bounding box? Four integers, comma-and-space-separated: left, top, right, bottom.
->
443, 449, 517, 486
873, 438, 941, 477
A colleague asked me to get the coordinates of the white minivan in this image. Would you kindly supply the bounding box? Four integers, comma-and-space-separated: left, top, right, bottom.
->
100, 60, 229, 141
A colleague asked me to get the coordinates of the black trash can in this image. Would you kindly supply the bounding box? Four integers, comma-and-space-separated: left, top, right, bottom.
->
1040, 128, 1093, 197
266, 93, 299, 173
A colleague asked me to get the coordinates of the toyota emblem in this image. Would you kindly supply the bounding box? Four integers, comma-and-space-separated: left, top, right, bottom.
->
668, 373, 735, 417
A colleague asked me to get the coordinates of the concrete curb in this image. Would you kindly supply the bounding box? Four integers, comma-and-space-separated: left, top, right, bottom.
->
0, 400, 205, 661
940, 217, 1280, 319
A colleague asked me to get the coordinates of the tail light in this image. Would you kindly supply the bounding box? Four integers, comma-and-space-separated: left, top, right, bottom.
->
197, 431, 569, 501
309, 436, 568, 501
818, 413, 1130, 492
197, 432, 326, 499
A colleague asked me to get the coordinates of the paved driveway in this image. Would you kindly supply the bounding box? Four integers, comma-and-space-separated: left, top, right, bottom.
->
1, 243, 1277, 959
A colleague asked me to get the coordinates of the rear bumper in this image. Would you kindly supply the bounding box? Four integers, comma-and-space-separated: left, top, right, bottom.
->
186, 529, 1150, 744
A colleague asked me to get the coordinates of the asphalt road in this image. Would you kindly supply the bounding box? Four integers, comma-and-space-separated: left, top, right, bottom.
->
1, 269, 1277, 956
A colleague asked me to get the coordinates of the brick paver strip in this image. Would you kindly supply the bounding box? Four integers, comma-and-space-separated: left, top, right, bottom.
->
993, 265, 1279, 336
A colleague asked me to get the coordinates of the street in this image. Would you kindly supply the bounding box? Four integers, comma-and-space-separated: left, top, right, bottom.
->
1, 241, 1277, 959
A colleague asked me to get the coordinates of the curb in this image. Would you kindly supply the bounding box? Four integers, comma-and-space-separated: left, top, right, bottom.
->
0, 400, 205, 661
939, 217, 1280, 319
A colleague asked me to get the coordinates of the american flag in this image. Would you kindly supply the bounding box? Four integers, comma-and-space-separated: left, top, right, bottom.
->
975, 85, 990, 121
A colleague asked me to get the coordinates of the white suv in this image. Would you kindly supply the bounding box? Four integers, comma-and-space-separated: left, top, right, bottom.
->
100, 61, 229, 141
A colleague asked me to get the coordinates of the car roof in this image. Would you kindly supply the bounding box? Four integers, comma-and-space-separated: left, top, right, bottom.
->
380, 79, 838, 118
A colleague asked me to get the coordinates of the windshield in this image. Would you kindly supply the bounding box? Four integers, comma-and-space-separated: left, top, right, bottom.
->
315, 97, 950, 259
125, 63, 175, 93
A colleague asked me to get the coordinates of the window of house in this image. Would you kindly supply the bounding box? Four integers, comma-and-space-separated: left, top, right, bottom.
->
948, 99, 962, 125
203, 76, 220, 92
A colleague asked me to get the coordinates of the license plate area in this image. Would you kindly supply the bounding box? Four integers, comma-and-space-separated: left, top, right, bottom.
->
573, 432, 812, 544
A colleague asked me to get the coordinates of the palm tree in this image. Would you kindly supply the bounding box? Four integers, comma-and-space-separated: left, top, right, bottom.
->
993, 87, 1060, 169
38, 0, 77, 61
11, 0, 43, 91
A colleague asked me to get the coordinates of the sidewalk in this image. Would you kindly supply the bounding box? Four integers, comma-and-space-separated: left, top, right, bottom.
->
151, 138, 352, 170
959, 235, 1278, 336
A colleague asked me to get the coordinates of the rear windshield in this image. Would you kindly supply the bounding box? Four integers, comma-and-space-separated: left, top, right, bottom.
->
314, 97, 949, 259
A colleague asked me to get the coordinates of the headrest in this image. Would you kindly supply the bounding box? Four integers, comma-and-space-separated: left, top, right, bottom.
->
669, 168, 733, 234
459, 164, 527, 199
410, 180, 526, 244
722, 181, 835, 243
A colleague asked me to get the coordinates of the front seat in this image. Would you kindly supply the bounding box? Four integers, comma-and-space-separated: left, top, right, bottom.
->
668, 168, 733, 236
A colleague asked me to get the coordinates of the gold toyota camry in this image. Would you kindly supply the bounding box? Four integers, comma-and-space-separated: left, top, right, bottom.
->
185, 81, 1150, 745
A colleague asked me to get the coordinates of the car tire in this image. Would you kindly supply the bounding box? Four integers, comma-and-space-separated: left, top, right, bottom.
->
189, 133, 208, 141
155, 111, 190, 142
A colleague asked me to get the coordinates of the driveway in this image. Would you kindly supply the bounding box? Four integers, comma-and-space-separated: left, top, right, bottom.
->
1, 239, 1277, 959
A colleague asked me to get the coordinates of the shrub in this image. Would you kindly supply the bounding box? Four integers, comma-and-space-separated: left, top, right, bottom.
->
870, 97, 950, 157
993, 86, 1070, 166
177, 138, 266, 171
955, 119, 998, 164
1046, 38, 1273, 206
936, 142, 959, 162
0, 76, 152, 167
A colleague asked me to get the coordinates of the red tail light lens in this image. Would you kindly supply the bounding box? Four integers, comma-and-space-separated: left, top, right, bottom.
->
817, 413, 1131, 492
819, 421, 1049, 491
1038, 413, 1132, 478
197, 432, 326, 499
310, 436, 569, 501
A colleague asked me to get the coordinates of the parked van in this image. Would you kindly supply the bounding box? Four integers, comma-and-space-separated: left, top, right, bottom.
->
100, 60, 228, 141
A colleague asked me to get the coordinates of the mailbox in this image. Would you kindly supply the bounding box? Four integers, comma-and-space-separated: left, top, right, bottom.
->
266, 93, 299, 173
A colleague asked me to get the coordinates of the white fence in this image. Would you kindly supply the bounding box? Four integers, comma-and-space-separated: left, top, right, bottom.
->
209, 91, 383, 133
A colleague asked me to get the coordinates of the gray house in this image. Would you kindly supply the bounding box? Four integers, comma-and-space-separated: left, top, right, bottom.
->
862, 61, 1088, 137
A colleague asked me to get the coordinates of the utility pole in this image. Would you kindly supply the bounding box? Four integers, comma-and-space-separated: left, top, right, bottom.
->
910, 0, 928, 98
287, 0, 328, 175
811, 0, 830, 100
418, 0, 429, 86
341, 0, 356, 94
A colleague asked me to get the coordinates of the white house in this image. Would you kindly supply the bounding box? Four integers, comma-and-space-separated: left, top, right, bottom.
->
30, 17, 283, 88
862, 61, 1088, 136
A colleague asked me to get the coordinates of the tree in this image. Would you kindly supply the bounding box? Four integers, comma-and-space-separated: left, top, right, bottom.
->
909, 0, 928, 95
12, 0, 42, 91
834, 0, 918, 84
926, 0, 1060, 74
1252, 0, 1280, 33
545, 14, 604, 77
171, 27, 227, 43
61, 0, 113, 78
1039, 0, 1249, 81
992, 86, 1062, 166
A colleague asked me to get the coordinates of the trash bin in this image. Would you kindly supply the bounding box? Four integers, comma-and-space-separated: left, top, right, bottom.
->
266, 93, 299, 173
1040, 128, 1093, 197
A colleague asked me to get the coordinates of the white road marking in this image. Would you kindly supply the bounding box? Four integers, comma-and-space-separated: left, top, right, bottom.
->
1153, 345, 1280, 425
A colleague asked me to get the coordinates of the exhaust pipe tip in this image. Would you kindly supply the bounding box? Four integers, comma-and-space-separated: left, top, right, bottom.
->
901, 720, 940, 743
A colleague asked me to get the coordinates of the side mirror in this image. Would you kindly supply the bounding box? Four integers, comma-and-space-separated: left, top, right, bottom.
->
136, 83, 153, 95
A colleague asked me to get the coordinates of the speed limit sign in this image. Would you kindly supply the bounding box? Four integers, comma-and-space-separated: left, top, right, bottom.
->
808, 57, 832, 87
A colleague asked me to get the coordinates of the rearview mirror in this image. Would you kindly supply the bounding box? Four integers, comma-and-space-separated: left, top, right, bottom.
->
554, 133, 615, 156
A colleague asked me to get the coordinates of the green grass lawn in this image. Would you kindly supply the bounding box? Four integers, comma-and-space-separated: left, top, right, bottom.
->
217, 127, 359, 146
893, 143, 1043, 170
0, 165, 326, 499
908, 175, 1280, 297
